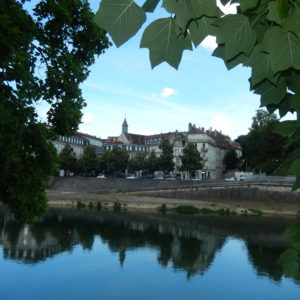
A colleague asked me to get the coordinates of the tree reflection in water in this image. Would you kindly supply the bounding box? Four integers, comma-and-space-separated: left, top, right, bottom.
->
0, 206, 298, 282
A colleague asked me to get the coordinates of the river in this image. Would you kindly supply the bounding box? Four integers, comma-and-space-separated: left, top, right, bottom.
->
0, 206, 299, 299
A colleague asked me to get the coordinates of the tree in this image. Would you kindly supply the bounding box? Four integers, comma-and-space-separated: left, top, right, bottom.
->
94, 0, 300, 191
180, 143, 203, 178
237, 109, 286, 174
251, 109, 278, 130
158, 139, 174, 173
59, 144, 77, 175
99, 147, 129, 175
144, 150, 159, 173
0, 0, 110, 222
79, 146, 98, 175
128, 152, 147, 173
224, 149, 238, 171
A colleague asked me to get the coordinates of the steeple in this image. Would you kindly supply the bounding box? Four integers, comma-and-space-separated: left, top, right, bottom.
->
122, 118, 128, 134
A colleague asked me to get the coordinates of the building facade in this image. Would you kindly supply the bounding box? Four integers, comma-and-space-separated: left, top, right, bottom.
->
51, 118, 242, 180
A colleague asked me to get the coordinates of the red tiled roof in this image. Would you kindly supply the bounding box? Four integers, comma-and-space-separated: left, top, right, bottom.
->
144, 132, 173, 140
125, 133, 146, 145
77, 132, 102, 141
188, 127, 205, 134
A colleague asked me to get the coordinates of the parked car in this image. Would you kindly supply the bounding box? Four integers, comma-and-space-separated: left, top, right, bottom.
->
97, 174, 106, 178
240, 175, 247, 181
126, 174, 136, 179
225, 177, 235, 182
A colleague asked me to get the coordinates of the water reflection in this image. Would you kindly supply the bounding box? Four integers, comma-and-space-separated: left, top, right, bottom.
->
0, 206, 298, 282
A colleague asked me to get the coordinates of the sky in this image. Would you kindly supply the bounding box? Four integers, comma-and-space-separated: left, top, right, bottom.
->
34, 0, 276, 140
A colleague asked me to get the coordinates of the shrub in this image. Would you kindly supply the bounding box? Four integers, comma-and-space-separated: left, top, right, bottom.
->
114, 202, 121, 211
96, 201, 102, 210
76, 201, 85, 209
158, 204, 167, 214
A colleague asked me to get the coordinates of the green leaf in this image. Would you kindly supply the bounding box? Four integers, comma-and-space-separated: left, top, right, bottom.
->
292, 175, 300, 191
291, 241, 300, 250
142, 0, 160, 12
273, 120, 299, 137
94, 0, 146, 47
190, 0, 219, 18
263, 27, 300, 73
254, 80, 286, 106
287, 72, 300, 94
278, 248, 298, 264
216, 14, 256, 60
248, 45, 280, 86
267, 1, 283, 25
189, 17, 217, 47
213, 46, 248, 70
284, 224, 300, 240
283, 7, 300, 40
140, 18, 192, 69
163, 0, 218, 30
278, 147, 300, 176
277, 0, 289, 18
239, 0, 259, 12
162, 0, 193, 29
289, 157, 300, 175
291, 93, 300, 111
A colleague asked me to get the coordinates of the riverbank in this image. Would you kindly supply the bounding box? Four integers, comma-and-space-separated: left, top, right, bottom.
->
46, 188, 300, 217
47, 177, 300, 216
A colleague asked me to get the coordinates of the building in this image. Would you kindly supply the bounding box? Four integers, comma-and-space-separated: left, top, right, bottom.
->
51, 118, 242, 180
52, 132, 104, 157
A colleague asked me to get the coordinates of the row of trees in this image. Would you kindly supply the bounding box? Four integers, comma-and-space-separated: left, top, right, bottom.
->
59, 140, 203, 177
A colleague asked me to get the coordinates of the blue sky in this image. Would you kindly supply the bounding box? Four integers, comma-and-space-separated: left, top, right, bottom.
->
35, 1, 275, 140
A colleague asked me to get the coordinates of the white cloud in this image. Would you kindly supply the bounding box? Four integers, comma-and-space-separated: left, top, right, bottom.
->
201, 36, 217, 51
81, 113, 95, 124
209, 115, 232, 136
160, 87, 178, 98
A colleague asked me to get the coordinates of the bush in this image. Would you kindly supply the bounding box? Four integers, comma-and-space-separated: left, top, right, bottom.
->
113, 202, 121, 211
76, 201, 85, 209
173, 205, 200, 214
158, 204, 167, 214
96, 201, 102, 210
249, 208, 263, 216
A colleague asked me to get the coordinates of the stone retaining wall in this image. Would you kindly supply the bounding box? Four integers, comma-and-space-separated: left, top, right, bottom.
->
48, 177, 300, 211
49, 176, 202, 193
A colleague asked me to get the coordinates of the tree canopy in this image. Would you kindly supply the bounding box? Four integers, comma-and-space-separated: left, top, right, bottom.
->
237, 109, 286, 174
59, 144, 77, 175
0, 0, 110, 222
99, 147, 129, 175
224, 149, 239, 171
158, 139, 174, 173
180, 143, 203, 177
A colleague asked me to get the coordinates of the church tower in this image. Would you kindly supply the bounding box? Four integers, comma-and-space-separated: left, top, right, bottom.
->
122, 118, 128, 134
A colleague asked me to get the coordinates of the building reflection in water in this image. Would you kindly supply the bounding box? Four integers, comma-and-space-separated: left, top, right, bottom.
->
0, 206, 298, 282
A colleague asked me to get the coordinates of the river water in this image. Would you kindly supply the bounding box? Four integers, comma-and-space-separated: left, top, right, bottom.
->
0, 207, 299, 299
